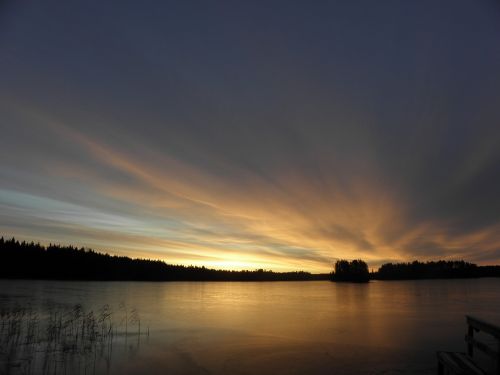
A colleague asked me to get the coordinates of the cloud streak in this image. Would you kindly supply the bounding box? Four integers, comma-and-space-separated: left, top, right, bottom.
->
0, 0, 499, 271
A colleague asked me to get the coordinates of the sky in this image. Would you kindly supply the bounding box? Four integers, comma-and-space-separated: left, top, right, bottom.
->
1, 0, 500, 272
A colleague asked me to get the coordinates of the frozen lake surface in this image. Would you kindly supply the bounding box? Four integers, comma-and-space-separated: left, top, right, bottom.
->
1, 278, 500, 374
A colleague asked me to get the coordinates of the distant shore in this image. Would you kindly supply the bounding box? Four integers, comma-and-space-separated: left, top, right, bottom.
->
0, 237, 329, 282
1, 237, 499, 282
371, 260, 500, 280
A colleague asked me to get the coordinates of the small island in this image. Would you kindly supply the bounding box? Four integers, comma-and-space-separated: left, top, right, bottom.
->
330, 259, 370, 283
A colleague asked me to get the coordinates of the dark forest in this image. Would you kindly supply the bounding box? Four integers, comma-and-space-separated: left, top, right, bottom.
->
1, 237, 499, 282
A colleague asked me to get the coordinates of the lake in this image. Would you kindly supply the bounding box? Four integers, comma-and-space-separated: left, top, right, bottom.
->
1, 278, 499, 374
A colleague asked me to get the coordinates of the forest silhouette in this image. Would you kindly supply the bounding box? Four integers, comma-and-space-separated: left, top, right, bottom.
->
1, 237, 499, 281
0, 237, 327, 281
372, 260, 500, 280
330, 260, 370, 282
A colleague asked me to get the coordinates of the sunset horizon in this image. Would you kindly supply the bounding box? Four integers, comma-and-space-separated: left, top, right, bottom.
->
2, 1, 499, 274
2, 1, 500, 374
2, 234, 499, 274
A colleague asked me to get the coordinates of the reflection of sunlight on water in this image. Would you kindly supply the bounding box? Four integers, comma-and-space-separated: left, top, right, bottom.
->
1, 279, 500, 374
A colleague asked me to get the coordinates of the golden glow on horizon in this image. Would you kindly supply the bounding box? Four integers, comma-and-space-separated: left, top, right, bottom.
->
1, 111, 499, 272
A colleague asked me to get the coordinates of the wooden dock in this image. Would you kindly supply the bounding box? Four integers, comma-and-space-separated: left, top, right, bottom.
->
437, 315, 500, 374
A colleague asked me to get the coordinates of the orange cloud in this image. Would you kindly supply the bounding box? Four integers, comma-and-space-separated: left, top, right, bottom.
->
2, 109, 499, 272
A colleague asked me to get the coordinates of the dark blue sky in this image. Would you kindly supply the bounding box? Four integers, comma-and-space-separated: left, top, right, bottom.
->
1, 0, 499, 271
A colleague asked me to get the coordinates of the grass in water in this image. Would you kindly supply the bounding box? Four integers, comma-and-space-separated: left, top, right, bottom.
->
0, 304, 149, 375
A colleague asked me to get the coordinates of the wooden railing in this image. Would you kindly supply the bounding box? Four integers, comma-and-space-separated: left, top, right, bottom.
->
465, 315, 500, 374
437, 316, 500, 375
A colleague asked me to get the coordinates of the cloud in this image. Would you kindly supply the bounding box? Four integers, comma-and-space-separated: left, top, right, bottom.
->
0, 0, 499, 271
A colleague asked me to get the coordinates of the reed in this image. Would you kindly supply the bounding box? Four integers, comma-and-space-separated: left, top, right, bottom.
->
0, 303, 149, 375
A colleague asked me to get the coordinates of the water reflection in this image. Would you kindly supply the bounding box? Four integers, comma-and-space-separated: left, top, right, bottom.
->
1, 279, 499, 374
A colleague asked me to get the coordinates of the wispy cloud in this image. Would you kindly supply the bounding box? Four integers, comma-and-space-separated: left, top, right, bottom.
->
1, 0, 499, 271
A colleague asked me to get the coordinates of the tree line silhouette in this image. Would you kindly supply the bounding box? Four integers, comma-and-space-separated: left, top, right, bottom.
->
0, 237, 329, 281
372, 260, 500, 280
2, 237, 500, 282
330, 259, 500, 282
330, 259, 369, 282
